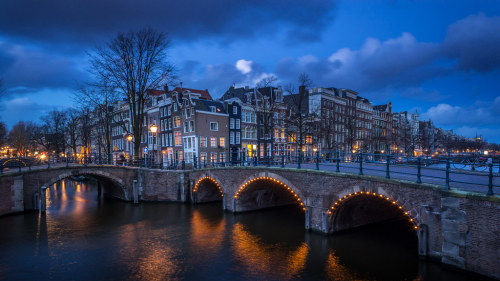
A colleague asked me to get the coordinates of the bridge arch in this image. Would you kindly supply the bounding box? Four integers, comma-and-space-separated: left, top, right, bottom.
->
41, 169, 129, 201
233, 172, 305, 212
192, 176, 224, 203
326, 189, 419, 233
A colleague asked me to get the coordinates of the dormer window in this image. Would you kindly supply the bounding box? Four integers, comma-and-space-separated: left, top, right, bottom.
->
210, 106, 216, 113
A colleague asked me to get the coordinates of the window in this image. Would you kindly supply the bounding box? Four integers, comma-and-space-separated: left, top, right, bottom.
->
174, 103, 177, 112
236, 132, 241, 144
184, 121, 189, 133
230, 132, 234, 144
210, 122, 218, 131
167, 105, 171, 115
200, 137, 207, 147
230, 118, 234, 129
233, 106, 238, 115
220, 153, 225, 163
189, 120, 194, 132
173, 117, 181, 128
191, 107, 195, 116
219, 137, 225, 147
235, 119, 240, 129
174, 132, 182, 146
210, 106, 216, 112
210, 137, 217, 147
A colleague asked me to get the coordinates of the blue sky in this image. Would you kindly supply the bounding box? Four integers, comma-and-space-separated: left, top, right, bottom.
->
1, 0, 499, 142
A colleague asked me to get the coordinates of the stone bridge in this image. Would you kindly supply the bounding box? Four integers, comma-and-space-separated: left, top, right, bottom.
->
0, 165, 499, 279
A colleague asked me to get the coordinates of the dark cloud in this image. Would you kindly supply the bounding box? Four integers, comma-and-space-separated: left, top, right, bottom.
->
0, 41, 87, 91
443, 13, 500, 72
275, 33, 447, 93
0, 0, 335, 45
178, 59, 274, 97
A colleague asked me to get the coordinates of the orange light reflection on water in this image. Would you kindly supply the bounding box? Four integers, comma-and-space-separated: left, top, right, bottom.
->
190, 209, 225, 257
231, 222, 309, 279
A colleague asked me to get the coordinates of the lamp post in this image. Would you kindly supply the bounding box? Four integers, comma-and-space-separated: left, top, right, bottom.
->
125, 134, 133, 166
252, 144, 257, 166
150, 124, 158, 168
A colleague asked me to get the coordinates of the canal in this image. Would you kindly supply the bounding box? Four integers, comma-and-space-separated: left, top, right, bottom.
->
0, 179, 492, 281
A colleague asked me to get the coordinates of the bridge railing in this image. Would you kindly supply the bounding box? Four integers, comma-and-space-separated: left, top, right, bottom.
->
2, 152, 499, 196
192, 152, 499, 196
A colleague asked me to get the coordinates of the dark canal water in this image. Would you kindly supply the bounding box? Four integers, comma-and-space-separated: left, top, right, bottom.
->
0, 180, 492, 281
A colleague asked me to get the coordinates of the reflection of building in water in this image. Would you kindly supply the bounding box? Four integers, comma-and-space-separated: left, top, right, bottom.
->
325, 250, 359, 281
231, 222, 308, 279
117, 222, 181, 280
189, 210, 225, 256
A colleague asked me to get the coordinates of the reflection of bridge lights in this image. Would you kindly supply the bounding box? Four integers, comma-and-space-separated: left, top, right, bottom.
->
193, 177, 223, 197
326, 191, 418, 230
234, 176, 306, 211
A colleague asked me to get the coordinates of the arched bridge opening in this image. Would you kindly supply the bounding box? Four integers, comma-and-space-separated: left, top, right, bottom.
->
192, 177, 223, 204
41, 171, 129, 202
233, 176, 305, 213
327, 191, 418, 233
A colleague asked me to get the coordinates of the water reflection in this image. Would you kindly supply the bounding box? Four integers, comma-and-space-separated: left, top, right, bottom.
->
0, 180, 494, 281
190, 208, 225, 257
232, 222, 309, 279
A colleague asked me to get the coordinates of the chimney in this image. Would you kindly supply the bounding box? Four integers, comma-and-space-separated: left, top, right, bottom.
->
299, 85, 306, 96
163, 84, 169, 93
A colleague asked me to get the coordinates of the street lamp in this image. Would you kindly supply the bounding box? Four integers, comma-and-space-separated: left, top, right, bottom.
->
150, 124, 158, 167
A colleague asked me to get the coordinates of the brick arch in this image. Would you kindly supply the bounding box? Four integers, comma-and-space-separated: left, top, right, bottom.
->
41, 169, 129, 200
192, 172, 225, 192
326, 187, 420, 231
193, 176, 223, 195
233, 172, 306, 210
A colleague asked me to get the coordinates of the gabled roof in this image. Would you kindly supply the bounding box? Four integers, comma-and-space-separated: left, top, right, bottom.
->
171, 87, 212, 100
194, 99, 227, 114
147, 89, 165, 96
220, 86, 255, 103
373, 104, 388, 111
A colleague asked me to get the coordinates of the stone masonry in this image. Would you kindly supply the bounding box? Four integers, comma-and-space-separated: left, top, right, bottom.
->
0, 165, 499, 279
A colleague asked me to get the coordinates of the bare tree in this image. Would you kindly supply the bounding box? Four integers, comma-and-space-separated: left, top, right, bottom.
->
8, 121, 37, 157
252, 75, 282, 158
0, 122, 7, 147
39, 110, 67, 155
88, 28, 174, 162
284, 73, 317, 159
65, 109, 80, 158
75, 82, 119, 163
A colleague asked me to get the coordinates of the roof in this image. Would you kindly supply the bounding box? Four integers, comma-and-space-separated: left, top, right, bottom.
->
147, 89, 164, 96
220, 86, 255, 103
171, 87, 212, 100
194, 99, 227, 114
373, 104, 388, 111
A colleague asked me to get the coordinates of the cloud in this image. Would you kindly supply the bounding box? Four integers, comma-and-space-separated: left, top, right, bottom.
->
443, 13, 500, 72
276, 32, 444, 92
178, 59, 275, 97
0, 41, 87, 92
0, 0, 336, 45
421, 96, 500, 127
236, 59, 252, 74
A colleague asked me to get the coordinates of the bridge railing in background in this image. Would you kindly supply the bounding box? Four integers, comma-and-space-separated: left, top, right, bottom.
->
188, 152, 499, 196
2, 152, 499, 196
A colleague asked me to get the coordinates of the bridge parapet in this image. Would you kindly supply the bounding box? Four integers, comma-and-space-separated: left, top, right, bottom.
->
1, 165, 499, 279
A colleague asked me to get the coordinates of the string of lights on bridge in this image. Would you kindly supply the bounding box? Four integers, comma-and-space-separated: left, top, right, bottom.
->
193, 176, 224, 197
234, 176, 306, 211
326, 191, 418, 230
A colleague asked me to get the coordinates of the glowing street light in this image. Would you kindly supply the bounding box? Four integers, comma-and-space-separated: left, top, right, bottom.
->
150, 124, 158, 133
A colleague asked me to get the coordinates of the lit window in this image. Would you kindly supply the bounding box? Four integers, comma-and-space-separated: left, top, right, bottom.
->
219, 137, 225, 147
210, 137, 217, 147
